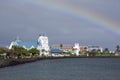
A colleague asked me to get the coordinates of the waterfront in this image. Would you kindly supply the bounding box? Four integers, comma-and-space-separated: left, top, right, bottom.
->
0, 58, 120, 80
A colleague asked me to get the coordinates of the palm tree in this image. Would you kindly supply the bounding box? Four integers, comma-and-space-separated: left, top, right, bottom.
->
89, 49, 97, 56
103, 48, 109, 54
116, 45, 120, 52
60, 44, 63, 49
115, 45, 120, 56
97, 49, 101, 54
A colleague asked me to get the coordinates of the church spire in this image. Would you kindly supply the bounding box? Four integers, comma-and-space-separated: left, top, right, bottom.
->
15, 36, 21, 42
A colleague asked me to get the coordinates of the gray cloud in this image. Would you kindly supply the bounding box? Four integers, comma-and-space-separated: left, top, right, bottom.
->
0, 0, 120, 50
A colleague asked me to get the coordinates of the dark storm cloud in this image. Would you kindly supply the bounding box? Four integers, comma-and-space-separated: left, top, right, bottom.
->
0, 0, 120, 50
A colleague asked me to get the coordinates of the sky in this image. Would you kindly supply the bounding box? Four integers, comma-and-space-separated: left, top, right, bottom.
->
0, 0, 120, 50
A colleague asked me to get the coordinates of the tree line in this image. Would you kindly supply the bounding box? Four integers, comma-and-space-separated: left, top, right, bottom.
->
0, 46, 40, 59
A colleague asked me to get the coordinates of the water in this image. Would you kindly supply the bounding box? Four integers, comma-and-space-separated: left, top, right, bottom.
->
0, 58, 120, 80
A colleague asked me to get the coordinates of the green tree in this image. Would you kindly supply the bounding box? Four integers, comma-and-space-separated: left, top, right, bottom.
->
28, 48, 39, 56
97, 49, 101, 54
95, 49, 102, 56
103, 48, 109, 54
0, 47, 7, 59
63, 51, 73, 56
0, 48, 5, 54
0, 47, 9, 54
11, 46, 28, 58
102, 48, 110, 56
89, 49, 97, 56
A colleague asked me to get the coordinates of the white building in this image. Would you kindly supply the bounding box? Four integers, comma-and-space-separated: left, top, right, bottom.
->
9, 35, 50, 56
73, 43, 80, 56
88, 46, 103, 52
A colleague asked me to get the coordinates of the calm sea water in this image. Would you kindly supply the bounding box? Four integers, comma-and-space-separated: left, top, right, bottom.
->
0, 58, 120, 80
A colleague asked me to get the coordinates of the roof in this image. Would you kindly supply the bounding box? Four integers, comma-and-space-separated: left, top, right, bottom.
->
16, 41, 40, 49
50, 48, 63, 53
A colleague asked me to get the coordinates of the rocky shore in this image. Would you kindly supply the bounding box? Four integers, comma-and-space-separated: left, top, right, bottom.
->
0, 58, 38, 68
0, 56, 120, 68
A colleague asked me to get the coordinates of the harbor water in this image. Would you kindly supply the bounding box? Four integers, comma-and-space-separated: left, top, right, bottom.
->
0, 58, 120, 80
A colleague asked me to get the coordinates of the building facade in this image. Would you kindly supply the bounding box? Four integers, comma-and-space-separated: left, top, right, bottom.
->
73, 43, 80, 56
9, 35, 50, 56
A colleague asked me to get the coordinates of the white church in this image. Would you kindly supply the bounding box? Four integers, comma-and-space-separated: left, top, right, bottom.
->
9, 35, 50, 56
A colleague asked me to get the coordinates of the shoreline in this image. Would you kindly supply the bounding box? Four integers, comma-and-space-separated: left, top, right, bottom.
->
0, 56, 120, 68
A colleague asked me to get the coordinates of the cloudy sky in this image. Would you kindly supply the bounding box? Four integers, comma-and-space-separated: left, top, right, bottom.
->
0, 0, 120, 50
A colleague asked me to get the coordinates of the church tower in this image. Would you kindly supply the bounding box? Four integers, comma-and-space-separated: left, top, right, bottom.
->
38, 34, 50, 52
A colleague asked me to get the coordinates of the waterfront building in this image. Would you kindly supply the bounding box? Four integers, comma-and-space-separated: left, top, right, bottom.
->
50, 43, 103, 56
50, 48, 64, 57
88, 46, 103, 52
50, 44, 73, 51
79, 46, 88, 52
73, 43, 80, 56
9, 35, 50, 56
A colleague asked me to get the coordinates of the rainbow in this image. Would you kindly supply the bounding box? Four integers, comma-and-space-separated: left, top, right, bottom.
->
21, 0, 120, 37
